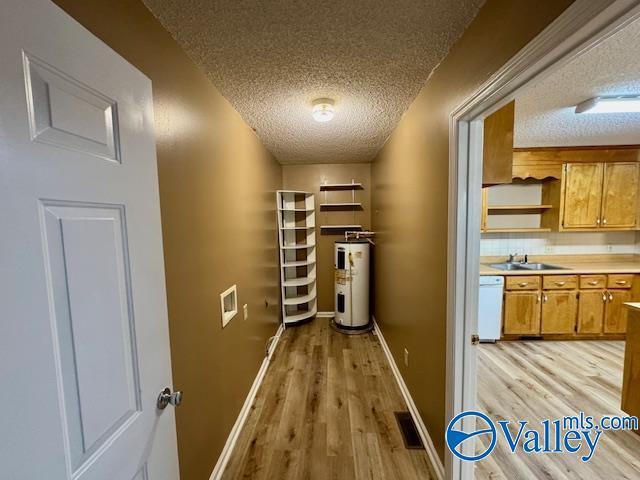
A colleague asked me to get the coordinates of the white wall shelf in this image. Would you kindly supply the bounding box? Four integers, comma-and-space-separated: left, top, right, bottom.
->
320, 182, 363, 190
281, 244, 315, 249
319, 179, 364, 232
320, 225, 362, 230
277, 190, 317, 325
320, 202, 362, 208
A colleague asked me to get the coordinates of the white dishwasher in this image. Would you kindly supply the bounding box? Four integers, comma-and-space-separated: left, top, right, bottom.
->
478, 276, 504, 342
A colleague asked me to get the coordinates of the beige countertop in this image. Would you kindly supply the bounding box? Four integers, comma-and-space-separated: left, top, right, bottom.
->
480, 254, 640, 276
625, 302, 640, 312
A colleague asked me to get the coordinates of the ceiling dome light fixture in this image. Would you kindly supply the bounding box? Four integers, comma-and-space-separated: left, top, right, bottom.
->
312, 98, 335, 122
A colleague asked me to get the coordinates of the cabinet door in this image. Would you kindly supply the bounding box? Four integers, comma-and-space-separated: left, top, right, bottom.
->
601, 163, 639, 229
604, 290, 631, 334
503, 291, 541, 335
561, 163, 603, 229
577, 290, 606, 334
482, 100, 514, 185
541, 291, 578, 334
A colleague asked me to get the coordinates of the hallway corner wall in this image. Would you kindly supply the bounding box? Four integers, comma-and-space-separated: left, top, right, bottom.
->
370, 0, 575, 461
52, 1, 282, 478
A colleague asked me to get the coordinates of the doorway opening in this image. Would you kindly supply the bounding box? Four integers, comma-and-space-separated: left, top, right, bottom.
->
447, 2, 640, 479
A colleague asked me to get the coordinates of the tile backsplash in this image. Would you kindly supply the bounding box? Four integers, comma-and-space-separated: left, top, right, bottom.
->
480, 231, 640, 257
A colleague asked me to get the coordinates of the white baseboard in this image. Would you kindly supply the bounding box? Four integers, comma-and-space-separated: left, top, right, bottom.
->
315, 311, 335, 318
372, 316, 445, 480
209, 322, 285, 480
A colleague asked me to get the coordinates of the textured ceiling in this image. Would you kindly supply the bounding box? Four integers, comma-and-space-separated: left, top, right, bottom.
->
142, 0, 484, 164
515, 18, 640, 148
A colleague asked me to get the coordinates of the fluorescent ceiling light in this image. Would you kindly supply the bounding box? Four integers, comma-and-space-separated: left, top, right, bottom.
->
575, 95, 640, 114
312, 98, 335, 122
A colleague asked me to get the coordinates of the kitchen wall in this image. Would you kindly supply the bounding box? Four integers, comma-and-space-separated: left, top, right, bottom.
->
370, 0, 574, 462
52, 1, 282, 479
481, 231, 640, 256
282, 163, 372, 311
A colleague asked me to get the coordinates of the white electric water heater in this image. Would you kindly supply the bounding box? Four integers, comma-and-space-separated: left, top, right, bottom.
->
334, 240, 370, 329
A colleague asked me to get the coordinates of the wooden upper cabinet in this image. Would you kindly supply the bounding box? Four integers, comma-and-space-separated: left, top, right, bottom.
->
482, 101, 514, 186
561, 163, 604, 229
601, 162, 639, 229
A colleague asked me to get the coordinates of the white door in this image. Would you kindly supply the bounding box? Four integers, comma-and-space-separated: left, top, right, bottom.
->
0, 1, 180, 479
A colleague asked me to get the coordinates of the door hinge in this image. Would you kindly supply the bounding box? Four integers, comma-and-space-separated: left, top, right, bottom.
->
471, 334, 480, 346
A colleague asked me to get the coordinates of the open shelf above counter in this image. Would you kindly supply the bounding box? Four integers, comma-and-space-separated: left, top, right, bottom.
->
487, 204, 553, 211
483, 227, 552, 233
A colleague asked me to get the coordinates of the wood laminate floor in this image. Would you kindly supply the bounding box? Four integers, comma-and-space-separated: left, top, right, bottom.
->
221, 319, 435, 480
476, 341, 640, 479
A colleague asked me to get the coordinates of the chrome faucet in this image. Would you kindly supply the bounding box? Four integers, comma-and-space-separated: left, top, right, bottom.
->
507, 253, 528, 264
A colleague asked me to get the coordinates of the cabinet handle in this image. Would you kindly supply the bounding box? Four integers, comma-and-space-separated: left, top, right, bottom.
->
537, 293, 541, 303
588, 280, 598, 285
554, 281, 566, 286
603, 218, 607, 226
609, 292, 614, 301
543, 294, 548, 303
602, 292, 607, 302
518, 282, 529, 287
615, 280, 627, 285
596, 218, 601, 225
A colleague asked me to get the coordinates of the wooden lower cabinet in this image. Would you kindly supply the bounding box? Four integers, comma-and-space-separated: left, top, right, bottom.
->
503, 291, 541, 335
577, 290, 606, 334
541, 290, 578, 334
604, 289, 631, 334
500, 273, 636, 338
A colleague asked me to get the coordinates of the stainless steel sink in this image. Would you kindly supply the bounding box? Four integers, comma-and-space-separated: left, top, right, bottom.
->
488, 262, 570, 271
518, 263, 568, 271
488, 263, 528, 271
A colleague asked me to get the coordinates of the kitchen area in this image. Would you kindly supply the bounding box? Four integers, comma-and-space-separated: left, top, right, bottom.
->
474, 18, 640, 479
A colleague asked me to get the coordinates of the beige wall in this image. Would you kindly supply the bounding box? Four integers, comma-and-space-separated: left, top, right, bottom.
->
283, 164, 371, 311
52, 1, 282, 478
371, 0, 574, 461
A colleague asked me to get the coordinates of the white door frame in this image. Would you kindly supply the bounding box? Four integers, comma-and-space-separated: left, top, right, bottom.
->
445, 1, 640, 478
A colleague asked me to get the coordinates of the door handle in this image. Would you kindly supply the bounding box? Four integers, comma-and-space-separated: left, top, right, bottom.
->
157, 387, 183, 410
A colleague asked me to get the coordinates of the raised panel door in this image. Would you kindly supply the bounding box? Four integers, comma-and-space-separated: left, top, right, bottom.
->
503, 291, 541, 335
601, 162, 639, 229
561, 163, 604, 229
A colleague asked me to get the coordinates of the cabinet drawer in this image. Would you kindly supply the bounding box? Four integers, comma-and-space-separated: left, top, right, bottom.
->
543, 275, 578, 290
580, 275, 607, 289
607, 274, 634, 289
506, 276, 540, 291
